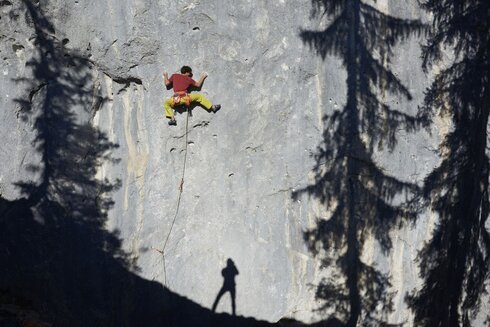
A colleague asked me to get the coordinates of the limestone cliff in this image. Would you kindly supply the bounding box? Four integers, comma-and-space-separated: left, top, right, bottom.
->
0, 0, 488, 326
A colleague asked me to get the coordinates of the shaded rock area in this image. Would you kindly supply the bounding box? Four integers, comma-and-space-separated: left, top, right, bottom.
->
0, 0, 488, 326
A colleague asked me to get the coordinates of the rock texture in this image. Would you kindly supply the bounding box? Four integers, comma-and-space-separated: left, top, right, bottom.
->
0, 0, 488, 326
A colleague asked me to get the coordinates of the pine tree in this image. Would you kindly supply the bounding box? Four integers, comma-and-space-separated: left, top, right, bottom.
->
407, 0, 490, 326
296, 0, 424, 325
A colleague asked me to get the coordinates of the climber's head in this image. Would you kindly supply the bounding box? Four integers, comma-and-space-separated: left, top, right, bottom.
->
181, 65, 193, 77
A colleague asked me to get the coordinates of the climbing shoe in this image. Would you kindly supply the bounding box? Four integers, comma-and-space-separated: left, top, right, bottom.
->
212, 104, 221, 113
168, 118, 177, 126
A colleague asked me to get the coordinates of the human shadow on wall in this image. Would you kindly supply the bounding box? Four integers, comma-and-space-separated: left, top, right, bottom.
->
293, 1, 426, 326
0, 1, 273, 327
405, 0, 490, 326
212, 258, 239, 316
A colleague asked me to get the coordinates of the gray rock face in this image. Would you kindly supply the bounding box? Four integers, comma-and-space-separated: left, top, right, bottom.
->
1, 0, 488, 326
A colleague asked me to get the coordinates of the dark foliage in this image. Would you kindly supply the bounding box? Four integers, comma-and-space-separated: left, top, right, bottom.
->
295, 0, 425, 325
406, 1, 490, 326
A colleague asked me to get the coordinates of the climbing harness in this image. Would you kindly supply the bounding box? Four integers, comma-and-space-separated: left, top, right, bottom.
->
153, 107, 191, 286
170, 91, 191, 108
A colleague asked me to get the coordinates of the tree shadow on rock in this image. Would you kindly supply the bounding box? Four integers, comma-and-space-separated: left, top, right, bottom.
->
406, 0, 490, 326
0, 2, 275, 326
293, 0, 426, 326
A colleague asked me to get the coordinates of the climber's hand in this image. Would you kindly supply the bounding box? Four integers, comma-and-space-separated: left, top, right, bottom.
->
163, 72, 171, 86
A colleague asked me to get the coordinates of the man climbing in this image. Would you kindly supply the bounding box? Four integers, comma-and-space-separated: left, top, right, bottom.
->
163, 65, 221, 126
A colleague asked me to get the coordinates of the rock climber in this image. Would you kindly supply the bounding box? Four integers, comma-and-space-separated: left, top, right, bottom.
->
163, 65, 221, 126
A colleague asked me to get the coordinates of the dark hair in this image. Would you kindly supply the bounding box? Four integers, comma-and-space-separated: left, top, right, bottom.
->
181, 66, 193, 74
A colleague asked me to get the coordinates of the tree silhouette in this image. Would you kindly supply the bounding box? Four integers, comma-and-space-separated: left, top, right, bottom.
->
407, 0, 490, 326
0, 0, 127, 324
295, 0, 425, 325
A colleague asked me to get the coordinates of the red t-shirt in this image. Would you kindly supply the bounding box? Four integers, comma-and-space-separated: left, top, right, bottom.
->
169, 74, 196, 92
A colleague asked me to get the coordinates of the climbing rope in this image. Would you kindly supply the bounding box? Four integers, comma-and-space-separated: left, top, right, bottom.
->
153, 108, 191, 286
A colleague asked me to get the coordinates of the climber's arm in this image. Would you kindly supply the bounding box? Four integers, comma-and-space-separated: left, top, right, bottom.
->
163, 72, 171, 87
193, 73, 208, 88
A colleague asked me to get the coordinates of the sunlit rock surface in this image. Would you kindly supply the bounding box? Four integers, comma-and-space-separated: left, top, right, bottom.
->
1, 1, 488, 326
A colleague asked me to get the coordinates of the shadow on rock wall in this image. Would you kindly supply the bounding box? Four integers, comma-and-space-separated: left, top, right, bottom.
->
406, 0, 490, 326
294, 0, 425, 326
0, 1, 275, 326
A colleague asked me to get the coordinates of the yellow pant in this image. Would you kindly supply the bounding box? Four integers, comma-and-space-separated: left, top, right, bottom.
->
164, 93, 213, 118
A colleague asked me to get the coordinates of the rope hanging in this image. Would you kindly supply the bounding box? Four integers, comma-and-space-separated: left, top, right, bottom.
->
153, 108, 191, 286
